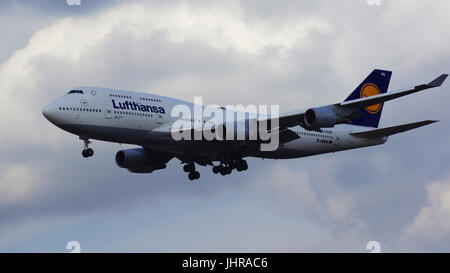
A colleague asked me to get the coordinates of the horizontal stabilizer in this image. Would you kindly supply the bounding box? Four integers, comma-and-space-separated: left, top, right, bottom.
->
350, 120, 438, 139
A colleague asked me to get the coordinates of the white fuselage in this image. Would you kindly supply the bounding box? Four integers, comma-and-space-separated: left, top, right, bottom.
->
42, 87, 387, 161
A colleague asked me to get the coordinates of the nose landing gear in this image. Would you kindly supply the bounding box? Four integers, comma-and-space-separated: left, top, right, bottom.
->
82, 148, 94, 158
80, 137, 94, 158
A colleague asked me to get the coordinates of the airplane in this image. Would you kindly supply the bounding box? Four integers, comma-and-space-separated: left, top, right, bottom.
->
42, 69, 447, 180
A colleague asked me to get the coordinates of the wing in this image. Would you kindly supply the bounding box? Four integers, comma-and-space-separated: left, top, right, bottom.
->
340, 74, 448, 110
259, 109, 307, 131
259, 73, 447, 130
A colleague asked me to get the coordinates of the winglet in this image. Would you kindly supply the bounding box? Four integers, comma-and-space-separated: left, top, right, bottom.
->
428, 74, 448, 87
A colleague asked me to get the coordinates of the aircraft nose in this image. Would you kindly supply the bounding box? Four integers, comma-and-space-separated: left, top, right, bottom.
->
42, 105, 50, 119
42, 103, 57, 123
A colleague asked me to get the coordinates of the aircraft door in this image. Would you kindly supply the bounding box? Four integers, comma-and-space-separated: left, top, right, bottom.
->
333, 132, 341, 147
104, 105, 113, 119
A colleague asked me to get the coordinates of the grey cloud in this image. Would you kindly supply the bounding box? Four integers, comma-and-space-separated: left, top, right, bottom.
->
0, 0, 120, 16
1, 0, 450, 252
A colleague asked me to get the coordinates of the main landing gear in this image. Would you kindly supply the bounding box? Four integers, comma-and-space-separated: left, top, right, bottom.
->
212, 159, 248, 176
81, 138, 94, 158
183, 163, 200, 181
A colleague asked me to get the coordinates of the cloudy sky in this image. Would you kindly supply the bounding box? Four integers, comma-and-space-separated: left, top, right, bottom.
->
0, 0, 449, 252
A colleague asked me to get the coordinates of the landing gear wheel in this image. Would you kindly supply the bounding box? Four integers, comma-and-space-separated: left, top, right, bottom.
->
193, 171, 200, 180
242, 160, 248, 171
212, 166, 220, 174
80, 137, 94, 158
188, 171, 200, 180
229, 161, 236, 169
188, 172, 195, 180
183, 163, 195, 172
82, 148, 94, 158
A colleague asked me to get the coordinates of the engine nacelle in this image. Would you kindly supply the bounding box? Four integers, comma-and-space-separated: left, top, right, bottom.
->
304, 107, 338, 128
115, 148, 173, 173
115, 148, 149, 168
127, 163, 167, 173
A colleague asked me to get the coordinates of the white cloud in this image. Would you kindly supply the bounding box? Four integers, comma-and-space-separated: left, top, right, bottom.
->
0, 0, 449, 251
403, 175, 450, 243
0, 164, 43, 206
257, 163, 364, 230
0, 0, 331, 149
263, 164, 322, 214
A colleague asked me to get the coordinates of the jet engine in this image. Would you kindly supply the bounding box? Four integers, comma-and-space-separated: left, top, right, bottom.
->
115, 148, 172, 173
304, 107, 340, 128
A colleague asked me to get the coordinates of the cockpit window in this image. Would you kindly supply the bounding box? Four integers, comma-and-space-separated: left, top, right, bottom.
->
67, 90, 84, 94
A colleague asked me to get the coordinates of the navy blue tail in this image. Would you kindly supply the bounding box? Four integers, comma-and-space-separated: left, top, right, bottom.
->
345, 69, 392, 128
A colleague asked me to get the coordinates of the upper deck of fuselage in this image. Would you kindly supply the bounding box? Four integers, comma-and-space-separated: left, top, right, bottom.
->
66, 86, 234, 120
67, 86, 190, 106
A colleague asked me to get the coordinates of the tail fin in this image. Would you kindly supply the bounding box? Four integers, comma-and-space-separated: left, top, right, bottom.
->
344, 69, 392, 128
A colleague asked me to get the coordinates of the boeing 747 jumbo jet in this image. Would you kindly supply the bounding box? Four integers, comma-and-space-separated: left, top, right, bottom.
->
42, 70, 447, 180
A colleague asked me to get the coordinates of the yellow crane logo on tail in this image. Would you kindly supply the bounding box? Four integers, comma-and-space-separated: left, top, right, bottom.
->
360, 83, 382, 114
